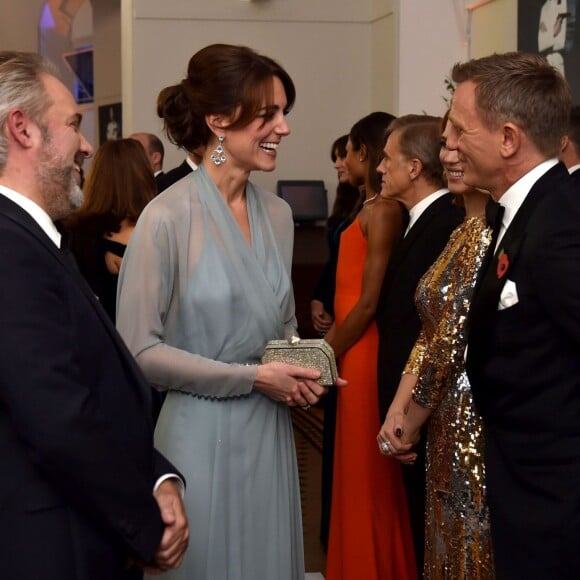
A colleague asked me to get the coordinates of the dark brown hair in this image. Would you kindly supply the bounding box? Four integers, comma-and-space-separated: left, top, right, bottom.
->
67, 138, 156, 235
349, 111, 397, 193
451, 52, 571, 157
157, 44, 296, 152
328, 134, 361, 227
388, 114, 445, 188
331, 134, 348, 162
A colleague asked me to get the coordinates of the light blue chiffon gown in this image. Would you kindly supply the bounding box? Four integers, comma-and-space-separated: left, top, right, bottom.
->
116, 165, 304, 580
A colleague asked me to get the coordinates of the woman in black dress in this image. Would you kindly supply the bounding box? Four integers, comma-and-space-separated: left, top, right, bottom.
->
65, 138, 156, 322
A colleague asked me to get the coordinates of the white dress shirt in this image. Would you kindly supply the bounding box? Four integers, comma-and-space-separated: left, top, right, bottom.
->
404, 188, 449, 237
0, 185, 61, 246
495, 159, 558, 250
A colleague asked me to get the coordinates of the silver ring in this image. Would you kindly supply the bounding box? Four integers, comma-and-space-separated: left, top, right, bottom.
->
379, 440, 390, 455
301, 404, 311, 411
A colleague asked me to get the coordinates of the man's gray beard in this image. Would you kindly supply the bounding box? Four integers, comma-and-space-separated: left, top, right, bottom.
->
37, 148, 78, 220
69, 183, 84, 209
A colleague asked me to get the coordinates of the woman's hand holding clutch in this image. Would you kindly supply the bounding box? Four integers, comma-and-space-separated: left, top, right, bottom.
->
253, 361, 345, 408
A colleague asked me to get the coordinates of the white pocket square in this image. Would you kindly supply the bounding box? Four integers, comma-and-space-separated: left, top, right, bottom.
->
498, 279, 519, 311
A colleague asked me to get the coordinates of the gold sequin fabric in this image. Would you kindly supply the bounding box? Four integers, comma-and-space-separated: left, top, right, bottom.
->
405, 216, 495, 579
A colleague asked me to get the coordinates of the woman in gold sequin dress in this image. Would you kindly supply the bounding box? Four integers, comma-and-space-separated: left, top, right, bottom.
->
377, 117, 495, 579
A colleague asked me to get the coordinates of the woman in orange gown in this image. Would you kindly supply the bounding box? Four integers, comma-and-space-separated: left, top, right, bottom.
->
325, 112, 417, 580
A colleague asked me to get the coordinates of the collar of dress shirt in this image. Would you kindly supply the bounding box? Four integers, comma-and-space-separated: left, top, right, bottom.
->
568, 163, 580, 174
495, 159, 558, 248
154, 169, 163, 177
405, 188, 449, 237
186, 157, 198, 171
0, 185, 61, 247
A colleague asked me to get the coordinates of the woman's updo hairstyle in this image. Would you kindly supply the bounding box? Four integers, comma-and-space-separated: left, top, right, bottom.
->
157, 43, 296, 152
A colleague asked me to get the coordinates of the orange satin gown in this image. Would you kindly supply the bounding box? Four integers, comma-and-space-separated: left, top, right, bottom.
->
326, 219, 417, 580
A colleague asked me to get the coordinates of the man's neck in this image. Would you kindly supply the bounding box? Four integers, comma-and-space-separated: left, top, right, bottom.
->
494, 158, 553, 201
493, 149, 549, 201
406, 182, 443, 211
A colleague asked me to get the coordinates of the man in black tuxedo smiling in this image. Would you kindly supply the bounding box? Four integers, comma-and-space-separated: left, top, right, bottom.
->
449, 51, 580, 578
0, 52, 188, 579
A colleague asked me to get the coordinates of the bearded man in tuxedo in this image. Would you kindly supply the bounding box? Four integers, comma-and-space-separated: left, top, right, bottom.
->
0, 52, 188, 579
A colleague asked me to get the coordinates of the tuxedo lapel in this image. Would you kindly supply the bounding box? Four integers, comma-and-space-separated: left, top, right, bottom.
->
470, 166, 561, 326
0, 196, 105, 320
0, 195, 151, 408
467, 165, 570, 388
394, 193, 454, 266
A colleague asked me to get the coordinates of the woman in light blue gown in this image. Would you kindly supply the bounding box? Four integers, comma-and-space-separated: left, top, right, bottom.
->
116, 44, 329, 580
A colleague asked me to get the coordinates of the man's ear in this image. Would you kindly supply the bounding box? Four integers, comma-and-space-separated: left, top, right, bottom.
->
500, 122, 520, 159
6, 109, 37, 148
409, 158, 423, 180
151, 151, 162, 168
561, 135, 570, 153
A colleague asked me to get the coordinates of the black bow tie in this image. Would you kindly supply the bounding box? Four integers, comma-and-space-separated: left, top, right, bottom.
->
485, 200, 505, 234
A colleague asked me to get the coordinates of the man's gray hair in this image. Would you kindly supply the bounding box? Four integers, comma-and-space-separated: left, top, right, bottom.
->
451, 51, 571, 158
0, 52, 57, 174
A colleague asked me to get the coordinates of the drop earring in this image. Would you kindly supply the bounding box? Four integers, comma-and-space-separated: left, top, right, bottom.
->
210, 135, 227, 166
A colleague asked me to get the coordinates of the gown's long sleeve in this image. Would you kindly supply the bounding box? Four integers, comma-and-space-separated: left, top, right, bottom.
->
404, 220, 492, 409
116, 172, 296, 399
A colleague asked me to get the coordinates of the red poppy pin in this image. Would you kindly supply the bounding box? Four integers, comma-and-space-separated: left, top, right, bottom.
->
497, 249, 509, 279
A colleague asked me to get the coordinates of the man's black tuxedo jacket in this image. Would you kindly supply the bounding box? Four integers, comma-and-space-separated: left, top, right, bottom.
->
569, 166, 580, 188
0, 195, 178, 580
376, 192, 463, 419
156, 160, 193, 193
466, 162, 580, 578
154, 171, 165, 191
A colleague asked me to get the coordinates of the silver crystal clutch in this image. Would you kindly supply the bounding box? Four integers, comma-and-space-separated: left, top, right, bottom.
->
261, 336, 338, 386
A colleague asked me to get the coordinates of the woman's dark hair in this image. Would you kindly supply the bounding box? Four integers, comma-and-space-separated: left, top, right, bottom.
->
331, 134, 348, 163
349, 111, 396, 193
328, 182, 362, 229
157, 43, 296, 152
328, 134, 361, 228
66, 138, 156, 235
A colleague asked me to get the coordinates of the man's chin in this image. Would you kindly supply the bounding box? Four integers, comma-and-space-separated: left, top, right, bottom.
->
461, 172, 480, 190
50, 186, 82, 221
69, 184, 84, 209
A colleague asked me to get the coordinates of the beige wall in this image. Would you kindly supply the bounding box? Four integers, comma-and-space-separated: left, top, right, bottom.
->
370, 3, 398, 114
1, 0, 519, 199
124, 0, 376, 196
397, 0, 468, 117
93, 0, 121, 107
1, 0, 45, 52
470, 0, 518, 57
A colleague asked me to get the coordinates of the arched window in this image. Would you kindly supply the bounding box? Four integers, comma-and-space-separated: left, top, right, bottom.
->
39, 0, 94, 104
